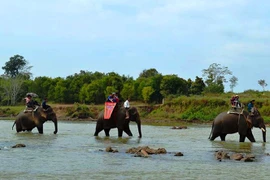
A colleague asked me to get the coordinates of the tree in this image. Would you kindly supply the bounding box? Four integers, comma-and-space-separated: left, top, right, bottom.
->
2, 55, 32, 78
139, 68, 160, 78
104, 72, 123, 94
121, 83, 134, 100
202, 63, 232, 93
148, 74, 163, 103
1, 55, 32, 105
258, 79, 268, 91
84, 79, 105, 104
0, 76, 25, 105
160, 75, 188, 97
203, 79, 224, 94
229, 76, 238, 92
53, 79, 68, 103
142, 86, 155, 103
189, 76, 205, 95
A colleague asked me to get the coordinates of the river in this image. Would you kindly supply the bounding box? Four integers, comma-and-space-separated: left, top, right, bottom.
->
0, 120, 269, 180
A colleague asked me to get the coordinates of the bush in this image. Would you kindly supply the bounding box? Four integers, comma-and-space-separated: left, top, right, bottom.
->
66, 103, 93, 119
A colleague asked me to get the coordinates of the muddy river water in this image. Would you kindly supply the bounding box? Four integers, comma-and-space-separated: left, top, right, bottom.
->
0, 120, 269, 180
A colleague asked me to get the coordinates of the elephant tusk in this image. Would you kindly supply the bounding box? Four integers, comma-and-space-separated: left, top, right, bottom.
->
261, 128, 266, 132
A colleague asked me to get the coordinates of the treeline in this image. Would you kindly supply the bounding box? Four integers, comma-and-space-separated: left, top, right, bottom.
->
1, 55, 241, 106
0, 69, 207, 105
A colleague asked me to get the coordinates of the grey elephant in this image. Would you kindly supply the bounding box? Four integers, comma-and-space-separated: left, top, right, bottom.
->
209, 108, 266, 142
94, 106, 142, 138
12, 107, 58, 134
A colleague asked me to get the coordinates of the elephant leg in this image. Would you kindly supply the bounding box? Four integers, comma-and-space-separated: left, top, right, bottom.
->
117, 128, 123, 137
220, 134, 226, 141
37, 126, 43, 134
209, 132, 219, 141
94, 126, 103, 136
124, 128, 133, 137
16, 123, 22, 133
104, 129, 110, 136
94, 121, 104, 136
246, 130, 256, 142
239, 134, 246, 142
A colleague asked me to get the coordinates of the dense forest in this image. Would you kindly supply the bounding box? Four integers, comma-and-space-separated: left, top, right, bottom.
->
0, 55, 266, 106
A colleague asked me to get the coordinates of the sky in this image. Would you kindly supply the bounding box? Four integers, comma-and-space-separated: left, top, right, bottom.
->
0, 0, 269, 93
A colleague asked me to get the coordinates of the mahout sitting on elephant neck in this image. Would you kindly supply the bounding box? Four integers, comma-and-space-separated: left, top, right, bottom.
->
13, 106, 58, 134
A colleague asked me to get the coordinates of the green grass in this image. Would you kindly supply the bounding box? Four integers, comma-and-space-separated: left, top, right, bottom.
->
1, 91, 270, 123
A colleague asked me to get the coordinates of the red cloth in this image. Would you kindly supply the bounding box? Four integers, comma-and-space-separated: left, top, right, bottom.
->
104, 102, 116, 119
114, 97, 119, 103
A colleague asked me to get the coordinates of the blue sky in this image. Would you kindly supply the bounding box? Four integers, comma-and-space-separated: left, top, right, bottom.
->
0, 0, 269, 93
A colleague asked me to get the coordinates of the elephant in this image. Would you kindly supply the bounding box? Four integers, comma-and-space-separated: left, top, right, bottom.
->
209, 108, 266, 142
94, 106, 142, 138
12, 107, 58, 134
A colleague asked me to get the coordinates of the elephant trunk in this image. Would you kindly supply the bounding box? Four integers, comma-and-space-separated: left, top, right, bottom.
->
12, 121, 16, 130
53, 117, 58, 134
261, 125, 266, 142
136, 117, 142, 138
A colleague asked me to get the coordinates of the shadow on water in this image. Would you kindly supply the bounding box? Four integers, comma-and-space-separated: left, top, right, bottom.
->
211, 140, 267, 157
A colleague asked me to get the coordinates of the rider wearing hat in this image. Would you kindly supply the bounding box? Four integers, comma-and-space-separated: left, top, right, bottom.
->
233, 95, 241, 108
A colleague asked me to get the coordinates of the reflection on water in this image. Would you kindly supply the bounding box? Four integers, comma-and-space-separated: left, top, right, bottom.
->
0, 120, 270, 180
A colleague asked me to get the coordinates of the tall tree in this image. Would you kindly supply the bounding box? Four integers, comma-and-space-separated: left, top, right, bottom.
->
0, 76, 25, 105
258, 79, 268, 91
1, 55, 32, 105
203, 79, 224, 94
202, 63, 232, 93
229, 76, 238, 92
2, 55, 32, 77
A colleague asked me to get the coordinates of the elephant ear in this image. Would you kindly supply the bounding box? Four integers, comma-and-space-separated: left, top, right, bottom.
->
40, 110, 47, 119
238, 114, 248, 135
129, 107, 138, 115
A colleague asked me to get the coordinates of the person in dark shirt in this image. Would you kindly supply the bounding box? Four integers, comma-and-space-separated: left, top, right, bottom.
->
247, 100, 255, 115
107, 93, 115, 102
25, 94, 35, 108
42, 97, 50, 110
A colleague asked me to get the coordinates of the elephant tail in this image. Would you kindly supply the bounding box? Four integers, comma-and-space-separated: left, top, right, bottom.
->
12, 121, 16, 130
208, 121, 214, 139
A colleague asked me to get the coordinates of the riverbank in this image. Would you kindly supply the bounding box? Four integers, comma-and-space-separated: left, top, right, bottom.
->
1, 96, 270, 124
0, 103, 211, 125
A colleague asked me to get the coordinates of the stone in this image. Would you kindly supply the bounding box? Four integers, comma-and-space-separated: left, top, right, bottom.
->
174, 152, 184, 156
12, 144, 26, 148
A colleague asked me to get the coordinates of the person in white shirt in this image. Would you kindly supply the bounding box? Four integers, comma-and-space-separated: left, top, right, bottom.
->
124, 98, 130, 119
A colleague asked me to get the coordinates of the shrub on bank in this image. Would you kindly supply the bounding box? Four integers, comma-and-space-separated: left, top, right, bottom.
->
1, 92, 270, 123
143, 95, 270, 123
